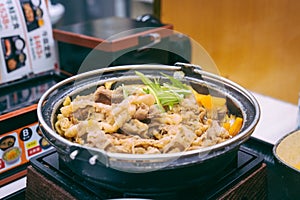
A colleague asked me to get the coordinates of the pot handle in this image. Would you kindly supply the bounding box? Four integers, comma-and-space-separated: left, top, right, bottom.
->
69, 149, 79, 160
175, 62, 203, 71
69, 148, 109, 167
175, 62, 204, 80
89, 155, 98, 165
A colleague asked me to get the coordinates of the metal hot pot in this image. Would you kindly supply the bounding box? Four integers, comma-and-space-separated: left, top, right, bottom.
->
37, 63, 260, 193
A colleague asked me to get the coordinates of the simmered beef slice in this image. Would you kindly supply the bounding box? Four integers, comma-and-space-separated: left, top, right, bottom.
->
94, 86, 112, 105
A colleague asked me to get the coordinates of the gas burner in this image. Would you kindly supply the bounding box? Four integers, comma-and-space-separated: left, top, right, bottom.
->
27, 147, 264, 200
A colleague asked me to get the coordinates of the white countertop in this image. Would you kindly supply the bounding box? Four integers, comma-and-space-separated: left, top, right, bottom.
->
251, 92, 298, 145
0, 92, 298, 199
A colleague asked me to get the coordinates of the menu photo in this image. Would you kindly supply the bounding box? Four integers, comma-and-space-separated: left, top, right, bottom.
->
0, 0, 57, 84
0, 33, 31, 83
20, 0, 45, 33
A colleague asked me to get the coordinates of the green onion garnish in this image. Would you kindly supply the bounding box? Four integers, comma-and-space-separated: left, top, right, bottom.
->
135, 71, 191, 111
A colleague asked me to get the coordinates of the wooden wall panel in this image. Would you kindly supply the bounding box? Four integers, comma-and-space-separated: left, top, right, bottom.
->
161, 0, 300, 104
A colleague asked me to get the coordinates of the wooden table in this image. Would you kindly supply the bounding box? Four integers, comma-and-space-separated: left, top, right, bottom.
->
25, 163, 267, 200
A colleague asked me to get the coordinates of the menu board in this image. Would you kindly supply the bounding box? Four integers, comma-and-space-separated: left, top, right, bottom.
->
0, 122, 53, 173
0, 0, 57, 84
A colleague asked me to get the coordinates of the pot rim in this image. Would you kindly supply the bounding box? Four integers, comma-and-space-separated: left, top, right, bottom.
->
37, 64, 260, 161
273, 129, 300, 173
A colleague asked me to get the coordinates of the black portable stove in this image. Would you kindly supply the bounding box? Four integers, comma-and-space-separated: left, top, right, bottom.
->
27, 146, 265, 200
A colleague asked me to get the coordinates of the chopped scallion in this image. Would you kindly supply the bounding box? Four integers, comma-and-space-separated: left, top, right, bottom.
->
135, 71, 191, 111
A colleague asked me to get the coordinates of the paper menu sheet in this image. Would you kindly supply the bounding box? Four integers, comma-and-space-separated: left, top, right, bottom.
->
0, 0, 57, 84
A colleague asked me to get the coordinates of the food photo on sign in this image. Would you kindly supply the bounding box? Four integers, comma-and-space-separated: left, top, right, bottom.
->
1, 35, 26, 73
0, 0, 56, 84
20, 0, 44, 32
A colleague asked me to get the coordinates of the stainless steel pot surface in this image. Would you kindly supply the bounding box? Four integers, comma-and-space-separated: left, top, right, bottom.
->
37, 64, 260, 175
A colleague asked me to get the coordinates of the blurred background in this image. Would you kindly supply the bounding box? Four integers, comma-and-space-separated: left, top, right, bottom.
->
50, 0, 154, 26
49, 0, 300, 104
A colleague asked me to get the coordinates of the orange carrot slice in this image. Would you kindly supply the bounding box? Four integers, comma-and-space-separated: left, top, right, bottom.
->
229, 117, 243, 136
